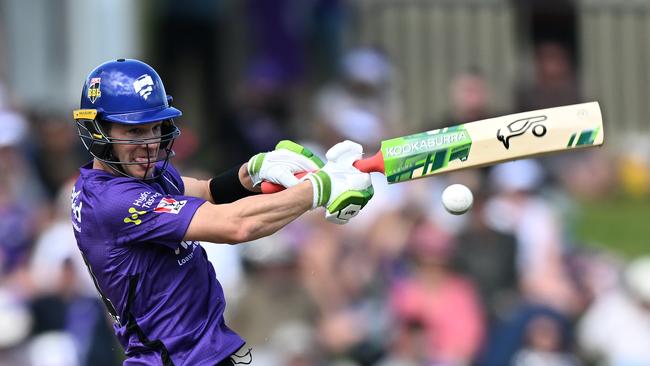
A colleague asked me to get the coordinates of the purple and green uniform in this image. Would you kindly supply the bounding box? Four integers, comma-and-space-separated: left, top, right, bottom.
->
70, 162, 245, 365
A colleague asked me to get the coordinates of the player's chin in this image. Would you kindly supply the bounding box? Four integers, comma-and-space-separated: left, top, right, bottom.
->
128, 163, 155, 179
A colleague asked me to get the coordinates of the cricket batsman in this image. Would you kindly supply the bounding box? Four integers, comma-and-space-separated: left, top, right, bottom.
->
70, 59, 374, 365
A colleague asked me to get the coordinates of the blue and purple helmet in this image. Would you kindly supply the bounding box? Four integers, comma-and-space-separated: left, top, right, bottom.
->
73, 59, 182, 179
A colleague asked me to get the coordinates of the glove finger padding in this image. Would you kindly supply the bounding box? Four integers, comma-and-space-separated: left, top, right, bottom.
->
268, 167, 301, 188
325, 140, 363, 166
304, 140, 374, 224
248, 140, 324, 188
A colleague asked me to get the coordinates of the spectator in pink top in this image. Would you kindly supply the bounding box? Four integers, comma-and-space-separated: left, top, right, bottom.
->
389, 217, 485, 364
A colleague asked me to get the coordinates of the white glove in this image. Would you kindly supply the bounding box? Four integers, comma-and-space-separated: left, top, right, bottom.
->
248, 140, 324, 188
302, 140, 374, 224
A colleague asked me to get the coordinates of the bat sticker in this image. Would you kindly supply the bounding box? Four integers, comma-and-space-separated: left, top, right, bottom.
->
496, 115, 547, 149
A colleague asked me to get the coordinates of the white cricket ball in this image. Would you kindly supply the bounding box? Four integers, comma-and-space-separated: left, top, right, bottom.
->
441, 184, 474, 215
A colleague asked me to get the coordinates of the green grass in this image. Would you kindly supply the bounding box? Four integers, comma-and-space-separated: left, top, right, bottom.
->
574, 195, 650, 258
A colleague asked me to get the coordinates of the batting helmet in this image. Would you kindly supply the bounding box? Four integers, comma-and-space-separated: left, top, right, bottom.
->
73, 59, 181, 179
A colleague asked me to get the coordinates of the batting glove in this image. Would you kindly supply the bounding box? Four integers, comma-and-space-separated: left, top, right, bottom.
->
248, 140, 325, 188
303, 140, 374, 224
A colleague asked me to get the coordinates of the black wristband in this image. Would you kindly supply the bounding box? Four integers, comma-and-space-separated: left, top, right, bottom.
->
210, 165, 259, 204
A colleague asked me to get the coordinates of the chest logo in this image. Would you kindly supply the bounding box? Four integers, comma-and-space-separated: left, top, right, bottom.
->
124, 207, 146, 225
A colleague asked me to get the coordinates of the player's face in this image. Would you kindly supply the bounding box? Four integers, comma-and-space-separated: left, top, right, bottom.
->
109, 121, 163, 179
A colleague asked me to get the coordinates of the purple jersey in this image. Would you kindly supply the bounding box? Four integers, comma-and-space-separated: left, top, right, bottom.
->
71, 162, 244, 365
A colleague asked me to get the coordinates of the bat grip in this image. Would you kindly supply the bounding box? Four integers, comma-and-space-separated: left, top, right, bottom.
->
260, 151, 384, 194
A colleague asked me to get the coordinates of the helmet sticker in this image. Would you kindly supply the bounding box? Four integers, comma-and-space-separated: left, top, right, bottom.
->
88, 77, 101, 103
133, 74, 155, 100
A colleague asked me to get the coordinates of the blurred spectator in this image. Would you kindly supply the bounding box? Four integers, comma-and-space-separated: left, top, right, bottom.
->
483, 160, 584, 316
246, 0, 348, 84
246, 0, 307, 85
29, 180, 96, 296
514, 40, 595, 191
375, 317, 428, 366
550, 147, 616, 201
516, 40, 583, 112
0, 287, 32, 366
511, 312, 580, 366
218, 61, 297, 169
28, 257, 120, 366
480, 305, 576, 366
153, 0, 225, 169
31, 113, 86, 200
253, 320, 319, 366
201, 241, 245, 315
578, 256, 650, 365
229, 233, 319, 363
27, 331, 79, 366
28, 182, 120, 366
290, 205, 408, 365
451, 188, 519, 325
0, 104, 47, 279
312, 47, 401, 152
214, 0, 348, 170
315, 238, 392, 365
389, 217, 485, 364
434, 68, 497, 129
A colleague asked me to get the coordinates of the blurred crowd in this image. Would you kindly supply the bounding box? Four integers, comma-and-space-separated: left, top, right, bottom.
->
1, 1, 650, 366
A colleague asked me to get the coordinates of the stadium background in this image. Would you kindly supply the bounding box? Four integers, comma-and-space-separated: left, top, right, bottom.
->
0, 0, 648, 365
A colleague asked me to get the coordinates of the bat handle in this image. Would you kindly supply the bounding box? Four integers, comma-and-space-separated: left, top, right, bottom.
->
260, 151, 384, 194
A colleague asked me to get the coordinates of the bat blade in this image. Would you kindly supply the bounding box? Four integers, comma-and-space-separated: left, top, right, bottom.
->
379, 101, 603, 184
260, 101, 604, 193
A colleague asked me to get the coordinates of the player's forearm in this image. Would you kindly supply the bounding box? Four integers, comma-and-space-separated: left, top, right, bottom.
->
184, 181, 313, 243
231, 181, 312, 242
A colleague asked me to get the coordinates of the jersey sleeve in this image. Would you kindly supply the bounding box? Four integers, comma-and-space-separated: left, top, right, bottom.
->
92, 179, 205, 249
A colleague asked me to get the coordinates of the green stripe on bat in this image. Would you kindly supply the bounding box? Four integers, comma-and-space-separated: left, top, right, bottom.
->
576, 128, 599, 146
567, 133, 576, 147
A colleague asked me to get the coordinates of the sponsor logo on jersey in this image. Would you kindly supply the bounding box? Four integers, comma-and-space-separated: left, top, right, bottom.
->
133, 191, 162, 209
133, 74, 154, 100
154, 197, 187, 214
174, 240, 199, 266
123, 207, 147, 225
87, 77, 101, 103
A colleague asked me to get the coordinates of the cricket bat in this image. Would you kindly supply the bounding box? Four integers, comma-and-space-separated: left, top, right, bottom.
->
261, 101, 604, 193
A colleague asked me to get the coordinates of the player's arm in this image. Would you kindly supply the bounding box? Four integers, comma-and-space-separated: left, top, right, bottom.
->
184, 181, 313, 243
184, 140, 374, 243
183, 140, 324, 203
182, 164, 256, 203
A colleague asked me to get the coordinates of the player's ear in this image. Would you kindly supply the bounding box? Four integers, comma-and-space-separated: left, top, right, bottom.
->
159, 119, 180, 151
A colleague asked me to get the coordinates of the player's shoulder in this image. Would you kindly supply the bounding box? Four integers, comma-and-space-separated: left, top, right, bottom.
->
78, 172, 162, 214
158, 163, 185, 195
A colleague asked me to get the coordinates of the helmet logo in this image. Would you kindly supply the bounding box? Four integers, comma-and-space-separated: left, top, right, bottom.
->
133, 74, 155, 100
87, 77, 101, 103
